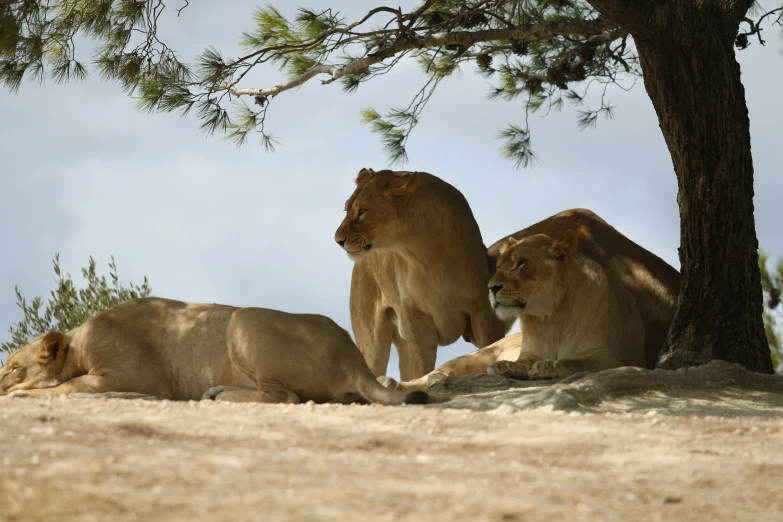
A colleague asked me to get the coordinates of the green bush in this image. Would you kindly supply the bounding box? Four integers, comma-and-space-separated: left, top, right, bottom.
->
2, 255, 152, 353
759, 250, 783, 371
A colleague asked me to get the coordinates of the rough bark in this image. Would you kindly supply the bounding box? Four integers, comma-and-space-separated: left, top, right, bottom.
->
586, 1, 773, 373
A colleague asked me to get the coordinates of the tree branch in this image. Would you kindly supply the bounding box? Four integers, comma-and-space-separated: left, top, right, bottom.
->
730, 0, 762, 23
221, 17, 619, 98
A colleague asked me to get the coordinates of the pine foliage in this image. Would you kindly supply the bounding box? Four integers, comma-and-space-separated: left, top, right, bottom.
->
1, 1, 780, 165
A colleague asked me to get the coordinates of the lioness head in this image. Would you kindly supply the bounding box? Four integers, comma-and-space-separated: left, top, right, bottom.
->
0, 332, 69, 394
488, 231, 578, 321
334, 168, 421, 258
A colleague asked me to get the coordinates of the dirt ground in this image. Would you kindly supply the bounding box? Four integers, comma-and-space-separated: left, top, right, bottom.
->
2, 377, 783, 522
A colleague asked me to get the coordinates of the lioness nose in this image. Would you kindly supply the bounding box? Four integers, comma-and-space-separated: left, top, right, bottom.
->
336, 239, 346, 247
489, 285, 503, 296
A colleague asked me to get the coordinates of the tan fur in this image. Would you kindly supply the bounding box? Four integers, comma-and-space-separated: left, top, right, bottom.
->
487, 208, 680, 369
381, 333, 523, 392
334, 169, 508, 381
385, 209, 679, 390
0, 298, 428, 405
486, 232, 645, 379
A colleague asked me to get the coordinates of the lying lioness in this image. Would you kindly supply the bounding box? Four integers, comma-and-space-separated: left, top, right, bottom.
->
0, 298, 430, 405
487, 208, 679, 369
381, 208, 677, 391
487, 231, 645, 379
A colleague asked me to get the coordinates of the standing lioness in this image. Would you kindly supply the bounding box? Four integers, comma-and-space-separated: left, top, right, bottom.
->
334, 168, 507, 380
0, 298, 429, 405
487, 232, 645, 379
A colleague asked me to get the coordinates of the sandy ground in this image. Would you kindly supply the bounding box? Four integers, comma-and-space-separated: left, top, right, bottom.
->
2, 380, 783, 522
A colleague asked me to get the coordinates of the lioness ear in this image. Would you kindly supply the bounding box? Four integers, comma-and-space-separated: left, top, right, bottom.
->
550, 230, 578, 261
355, 168, 375, 186
38, 332, 68, 361
384, 172, 420, 202
499, 237, 519, 255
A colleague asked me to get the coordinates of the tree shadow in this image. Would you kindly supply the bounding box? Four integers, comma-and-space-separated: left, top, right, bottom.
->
592, 386, 783, 418
430, 361, 783, 416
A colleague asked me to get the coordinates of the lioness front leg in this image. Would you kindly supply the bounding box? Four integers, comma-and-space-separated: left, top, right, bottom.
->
5, 375, 114, 397
468, 306, 508, 348
528, 349, 618, 379
393, 325, 439, 381
351, 273, 394, 376
528, 359, 561, 379
487, 352, 542, 380
549, 349, 617, 377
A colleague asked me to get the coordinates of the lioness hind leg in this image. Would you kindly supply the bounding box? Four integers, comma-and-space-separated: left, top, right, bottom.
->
202, 385, 249, 401
202, 385, 300, 404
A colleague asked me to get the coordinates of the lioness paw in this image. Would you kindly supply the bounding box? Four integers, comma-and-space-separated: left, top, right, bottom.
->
426, 372, 448, 385
4, 391, 39, 399
377, 376, 401, 390
201, 386, 229, 401
487, 361, 529, 380
529, 360, 559, 380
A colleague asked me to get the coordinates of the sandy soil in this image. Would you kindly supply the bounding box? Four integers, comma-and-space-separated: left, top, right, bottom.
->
2, 382, 783, 522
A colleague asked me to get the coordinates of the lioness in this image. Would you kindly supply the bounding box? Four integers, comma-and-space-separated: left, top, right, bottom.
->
0, 298, 429, 405
487, 231, 645, 379
381, 208, 679, 391
334, 168, 507, 380
488, 208, 680, 369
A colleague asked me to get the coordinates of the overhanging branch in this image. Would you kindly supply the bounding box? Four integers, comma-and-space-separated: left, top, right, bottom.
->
220, 17, 619, 98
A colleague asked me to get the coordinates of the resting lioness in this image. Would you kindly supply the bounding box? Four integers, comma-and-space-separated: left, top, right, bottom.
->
486, 231, 645, 379
381, 208, 679, 391
0, 298, 430, 405
487, 208, 680, 369
334, 168, 507, 381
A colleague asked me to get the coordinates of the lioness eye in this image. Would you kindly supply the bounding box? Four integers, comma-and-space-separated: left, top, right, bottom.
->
514, 260, 527, 270
358, 209, 367, 216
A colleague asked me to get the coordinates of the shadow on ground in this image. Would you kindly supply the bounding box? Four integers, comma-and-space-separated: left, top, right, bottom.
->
427, 360, 783, 418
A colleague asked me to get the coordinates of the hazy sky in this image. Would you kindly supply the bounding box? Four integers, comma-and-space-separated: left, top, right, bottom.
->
1, 2, 781, 376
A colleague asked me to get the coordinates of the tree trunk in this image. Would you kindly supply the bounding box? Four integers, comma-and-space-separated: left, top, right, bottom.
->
629, 4, 772, 373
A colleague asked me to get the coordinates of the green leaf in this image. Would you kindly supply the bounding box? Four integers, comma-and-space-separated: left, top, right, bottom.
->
3, 256, 152, 354
496, 124, 538, 169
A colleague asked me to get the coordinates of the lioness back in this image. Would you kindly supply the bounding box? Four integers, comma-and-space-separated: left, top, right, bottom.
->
70, 297, 238, 399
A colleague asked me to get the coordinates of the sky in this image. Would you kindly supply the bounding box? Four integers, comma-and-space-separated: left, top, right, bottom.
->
1, 2, 782, 376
